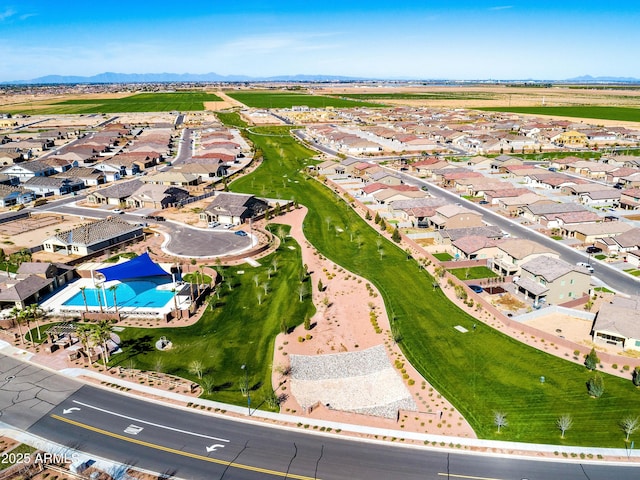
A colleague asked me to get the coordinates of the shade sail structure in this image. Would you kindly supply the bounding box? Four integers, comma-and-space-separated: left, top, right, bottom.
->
97, 252, 169, 281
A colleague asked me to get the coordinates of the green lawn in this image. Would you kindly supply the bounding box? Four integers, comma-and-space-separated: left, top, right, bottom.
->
624, 268, 640, 277
433, 252, 454, 262
0, 443, 36, 469
225, 91, 385, 109
1, 92, 222, 115
448, 266, 498, 280
217, 112, 640, 447
341, 92, 498, 101
110, 226, 315, 407
477, 106, 640, 123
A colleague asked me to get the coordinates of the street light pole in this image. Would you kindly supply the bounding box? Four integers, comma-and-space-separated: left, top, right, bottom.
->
241, 364, 251, 416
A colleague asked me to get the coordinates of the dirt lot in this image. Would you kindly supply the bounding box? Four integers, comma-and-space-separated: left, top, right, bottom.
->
0, 214, 89, 256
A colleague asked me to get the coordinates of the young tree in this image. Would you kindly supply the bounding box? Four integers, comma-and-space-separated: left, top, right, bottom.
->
317, 279, 324, 292
493, 411, 508, 433
252, 274, 260, 287
584, 347, 600, 370
365, 211, 372, 221
633, 367, 640, 387
261, 282, 269, 295
374, 212, 381, 224
588, 372, 605, 397
556, 414, 573, 439
379, 219, 387, 231
304, 315, 311, 331
621, 416, 640, 442
391, 226, 401, 243
297, 283, 308, 302
189, 360, 204, 379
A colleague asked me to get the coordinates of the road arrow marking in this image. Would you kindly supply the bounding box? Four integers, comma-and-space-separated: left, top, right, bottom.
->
62, 407, 81, 414
206, 444, 225, 453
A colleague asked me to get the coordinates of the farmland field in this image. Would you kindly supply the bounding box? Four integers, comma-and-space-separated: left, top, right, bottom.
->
341, 92, 498, 101
226, 91, 385, 109
0, 92, 222, 114
477, 106, 640, 123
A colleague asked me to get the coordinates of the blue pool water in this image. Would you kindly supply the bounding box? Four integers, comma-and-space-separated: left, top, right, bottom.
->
64, 276, 175, 309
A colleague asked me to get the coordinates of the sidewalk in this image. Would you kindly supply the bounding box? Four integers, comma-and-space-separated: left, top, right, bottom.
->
2, 337, 640, 465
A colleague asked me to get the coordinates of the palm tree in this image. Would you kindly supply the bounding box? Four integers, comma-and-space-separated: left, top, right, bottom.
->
10, 306, 24, 346
96, 285, 104, 313
75, 324, 94, 358
92, 320, 112, 371
79, 286, 88, 313
26, 304, 44, 341
108, 285, 119, 314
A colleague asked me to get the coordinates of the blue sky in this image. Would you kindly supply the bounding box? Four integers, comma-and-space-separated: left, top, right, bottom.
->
1, 1, 639, 81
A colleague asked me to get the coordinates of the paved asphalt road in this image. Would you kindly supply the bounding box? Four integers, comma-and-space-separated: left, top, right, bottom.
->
390, 169, 640, 295
2, 355, 638, 480
33, 189, 252, 258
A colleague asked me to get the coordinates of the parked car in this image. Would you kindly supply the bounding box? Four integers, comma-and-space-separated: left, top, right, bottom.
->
234, 230, 248, 237
112, 209, 124, 214
469, 285, 483, 293
208, 221, 220, 228
586, 246, 602, 254
479, 200, 489, 205
576, 262, 594, 273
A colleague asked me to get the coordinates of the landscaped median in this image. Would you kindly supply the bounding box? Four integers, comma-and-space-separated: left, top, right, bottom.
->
219, 112, 640, 448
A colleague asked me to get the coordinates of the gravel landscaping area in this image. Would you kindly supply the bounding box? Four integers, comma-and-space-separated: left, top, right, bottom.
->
290, 345, 417, 419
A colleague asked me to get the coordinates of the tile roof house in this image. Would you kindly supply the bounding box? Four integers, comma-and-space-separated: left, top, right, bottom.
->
451, 235, 502, 260
86, 179, 144, 206
563, 221, 633, 244
435, 225, 504, 245
0, 274, 54, 310
22, 176, 84, 197
492, 239, 559, 276
591, 296, 640, 351
202, 192, 269, 226
521, 203, 586, 223
0, 160, 56, 181
514, 255, 591, 306
428, 204, 484, 230
43, 217, 143, 256
0, 184, 33, 207
596, 227, 640, 254
126, 184, 190, 210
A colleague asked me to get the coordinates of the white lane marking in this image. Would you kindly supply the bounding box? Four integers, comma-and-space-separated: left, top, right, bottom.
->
63, 407, 81, 414
72, 400, 229, 443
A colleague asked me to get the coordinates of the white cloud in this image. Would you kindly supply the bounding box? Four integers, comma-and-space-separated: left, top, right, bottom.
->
489, 6, 513, 11
219, 32, 340, 56
0, 8, 16, 21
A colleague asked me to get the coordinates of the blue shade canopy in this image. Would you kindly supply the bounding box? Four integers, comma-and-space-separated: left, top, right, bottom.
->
97, 253, 169, 281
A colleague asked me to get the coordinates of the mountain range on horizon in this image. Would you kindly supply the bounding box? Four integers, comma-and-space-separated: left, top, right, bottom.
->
2, 72, 640, 85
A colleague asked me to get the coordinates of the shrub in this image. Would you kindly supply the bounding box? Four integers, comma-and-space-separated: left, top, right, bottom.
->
584, 348, 599, 370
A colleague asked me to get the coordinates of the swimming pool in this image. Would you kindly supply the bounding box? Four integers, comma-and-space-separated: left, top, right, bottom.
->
63, 276, 175, 309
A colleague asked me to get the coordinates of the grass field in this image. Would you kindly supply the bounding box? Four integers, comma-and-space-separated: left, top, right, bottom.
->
448, 266, 498, 280
216, 112, 640, 447
433, 252, 454, 261
109, 227, 315, 407
226, 91, 385, 109
0, 92, 222, 115
341, 92, 498, 101
477, 106, 640, 123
